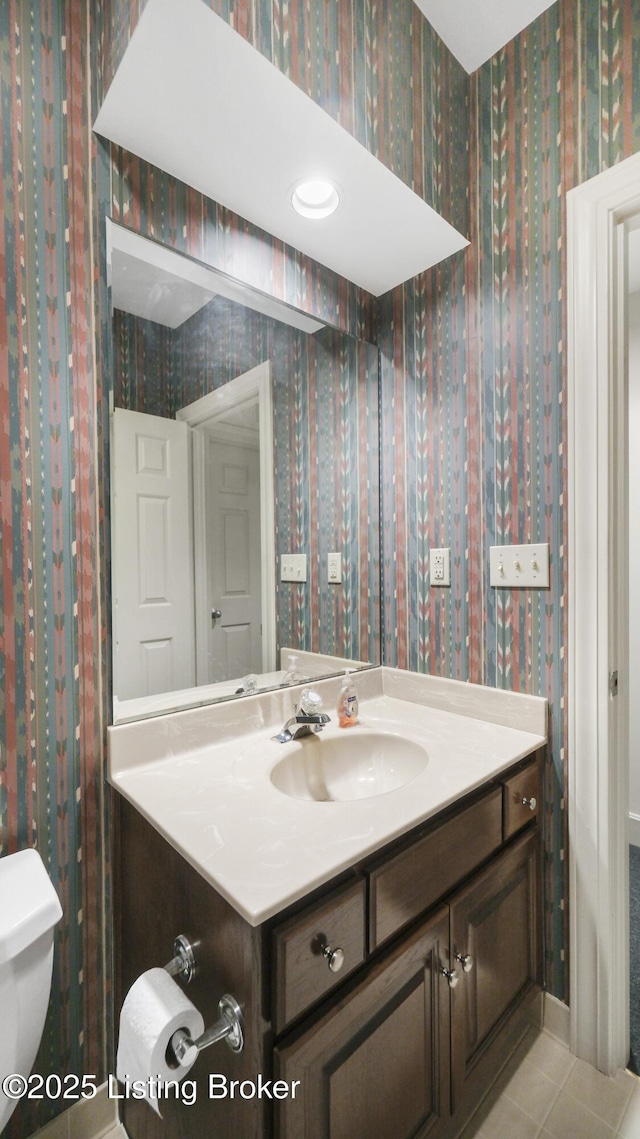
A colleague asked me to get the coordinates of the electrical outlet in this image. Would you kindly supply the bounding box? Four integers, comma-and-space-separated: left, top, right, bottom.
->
280, 554, 307, 583
327, 552, 342, 584
430, 548, 451, 587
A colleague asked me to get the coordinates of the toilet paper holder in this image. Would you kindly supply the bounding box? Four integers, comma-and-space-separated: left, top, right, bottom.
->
164, 934, 198, 984
163, 934, 244, 1060
170, 994, 244, 1064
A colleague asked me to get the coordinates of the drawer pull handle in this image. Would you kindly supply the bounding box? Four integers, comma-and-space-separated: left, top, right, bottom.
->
322, 944, 345, 973
521, 795, 537, 811
455, 952, 474, 973
441, 967, 459, 989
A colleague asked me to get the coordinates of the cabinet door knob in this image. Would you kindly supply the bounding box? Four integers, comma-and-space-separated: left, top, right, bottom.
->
455, 952, 474, 973
521, 795, 537, 811
441, 967, 459, 989
322, 944, 345, 973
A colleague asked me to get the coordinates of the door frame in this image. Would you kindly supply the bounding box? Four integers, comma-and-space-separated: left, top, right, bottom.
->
567, 151, 640, 1073
177, 361, 276, 680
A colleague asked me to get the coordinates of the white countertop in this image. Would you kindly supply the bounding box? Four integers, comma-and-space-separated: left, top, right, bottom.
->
108, 668, 547, 926
113, 648, 370, 724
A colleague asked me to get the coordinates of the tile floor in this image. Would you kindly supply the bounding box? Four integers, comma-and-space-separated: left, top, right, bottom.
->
32, 1032, 640, 1139
459, 1028, 640, 1139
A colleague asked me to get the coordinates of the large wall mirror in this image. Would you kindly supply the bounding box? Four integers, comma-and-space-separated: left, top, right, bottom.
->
108, 222, 380, 722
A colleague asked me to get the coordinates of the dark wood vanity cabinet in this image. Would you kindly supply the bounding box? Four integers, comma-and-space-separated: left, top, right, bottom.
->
274, 823, 541, 1139
115, 749, 543, 1139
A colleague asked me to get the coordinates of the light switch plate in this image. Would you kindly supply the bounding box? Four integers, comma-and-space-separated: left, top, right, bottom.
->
327, 552, 342, 584
489, 543, 550, 588
430, 547, 451, 587
281, 554, 307, 583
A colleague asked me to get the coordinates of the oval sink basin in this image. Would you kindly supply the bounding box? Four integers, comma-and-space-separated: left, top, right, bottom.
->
270, 732, 428, 802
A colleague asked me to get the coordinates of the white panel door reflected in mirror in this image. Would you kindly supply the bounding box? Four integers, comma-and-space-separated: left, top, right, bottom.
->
112, 408, 195, 700
176, 362, 276, 692
203, 409, 262, 683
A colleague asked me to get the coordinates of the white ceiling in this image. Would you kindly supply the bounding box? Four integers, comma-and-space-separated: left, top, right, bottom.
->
95, 0, 468, 298
111, 247, 216, 328
210, 400, 259, 432
414, 0, 559, 74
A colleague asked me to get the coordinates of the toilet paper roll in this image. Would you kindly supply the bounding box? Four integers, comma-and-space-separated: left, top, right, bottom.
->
116, 967, 205, 1115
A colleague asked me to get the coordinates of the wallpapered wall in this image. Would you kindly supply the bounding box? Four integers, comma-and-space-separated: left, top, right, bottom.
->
0, 1, 107, 1135
112, 310, 175, 417
112, 298, 380, 664
380, 0, 640, 1000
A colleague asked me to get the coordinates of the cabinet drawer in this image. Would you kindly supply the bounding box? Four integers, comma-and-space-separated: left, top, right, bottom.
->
368, 787, 503, 951
502, 758, 541, 839
272, 878, 366, 1033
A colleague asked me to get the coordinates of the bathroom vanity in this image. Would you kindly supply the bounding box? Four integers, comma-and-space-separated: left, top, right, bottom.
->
109, 669, 547, 1139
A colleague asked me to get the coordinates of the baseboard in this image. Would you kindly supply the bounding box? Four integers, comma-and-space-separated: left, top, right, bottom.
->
28, 1083, 117, 1139
543, 992, 571, 1047
629, 812, 640, 847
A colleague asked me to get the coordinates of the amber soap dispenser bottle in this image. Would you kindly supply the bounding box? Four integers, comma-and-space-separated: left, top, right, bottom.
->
337, 670, 358, 727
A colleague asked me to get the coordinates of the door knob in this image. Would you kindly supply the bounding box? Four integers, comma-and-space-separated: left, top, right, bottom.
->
521, 795, 537, 811
211, 608, 222, 625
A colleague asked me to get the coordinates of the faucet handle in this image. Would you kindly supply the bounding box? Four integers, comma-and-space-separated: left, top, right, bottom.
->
299, 688, 323, 715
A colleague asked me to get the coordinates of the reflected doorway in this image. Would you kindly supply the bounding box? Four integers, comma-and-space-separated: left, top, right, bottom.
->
178, 359, 276, 684
197, 400, 262, 683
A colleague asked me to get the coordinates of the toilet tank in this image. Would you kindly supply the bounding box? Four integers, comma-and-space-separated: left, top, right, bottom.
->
0, 849, 63, 1133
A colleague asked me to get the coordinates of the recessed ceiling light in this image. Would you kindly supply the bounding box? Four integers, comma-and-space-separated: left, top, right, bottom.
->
291, 179, 340, 220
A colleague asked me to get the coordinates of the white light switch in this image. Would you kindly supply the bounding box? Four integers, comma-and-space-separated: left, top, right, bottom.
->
489, 543, 550, 588
328, 552, 342, 584
281, 554, 307, 583
430, 548, 451, 587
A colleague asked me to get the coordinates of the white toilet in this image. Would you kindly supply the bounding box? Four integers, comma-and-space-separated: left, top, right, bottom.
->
0, 848, 63, 1133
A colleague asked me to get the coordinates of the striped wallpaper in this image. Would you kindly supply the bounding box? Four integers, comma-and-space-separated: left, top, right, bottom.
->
380, 0, 640, 1000
113, 310, 176, 418
113, 297, 380, 664
0, 1, 107, 1135
2, 1, 640, 1134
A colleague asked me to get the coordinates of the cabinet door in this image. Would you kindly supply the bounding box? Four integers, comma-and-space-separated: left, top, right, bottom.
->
449, 830, 541, 1114
275, 908, 450, 1139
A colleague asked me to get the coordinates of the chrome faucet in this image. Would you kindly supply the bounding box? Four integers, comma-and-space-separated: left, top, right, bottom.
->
272, 688, 330, 743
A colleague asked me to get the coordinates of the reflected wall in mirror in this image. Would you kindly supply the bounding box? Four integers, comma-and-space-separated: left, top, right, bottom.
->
108, 223, 380, 721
